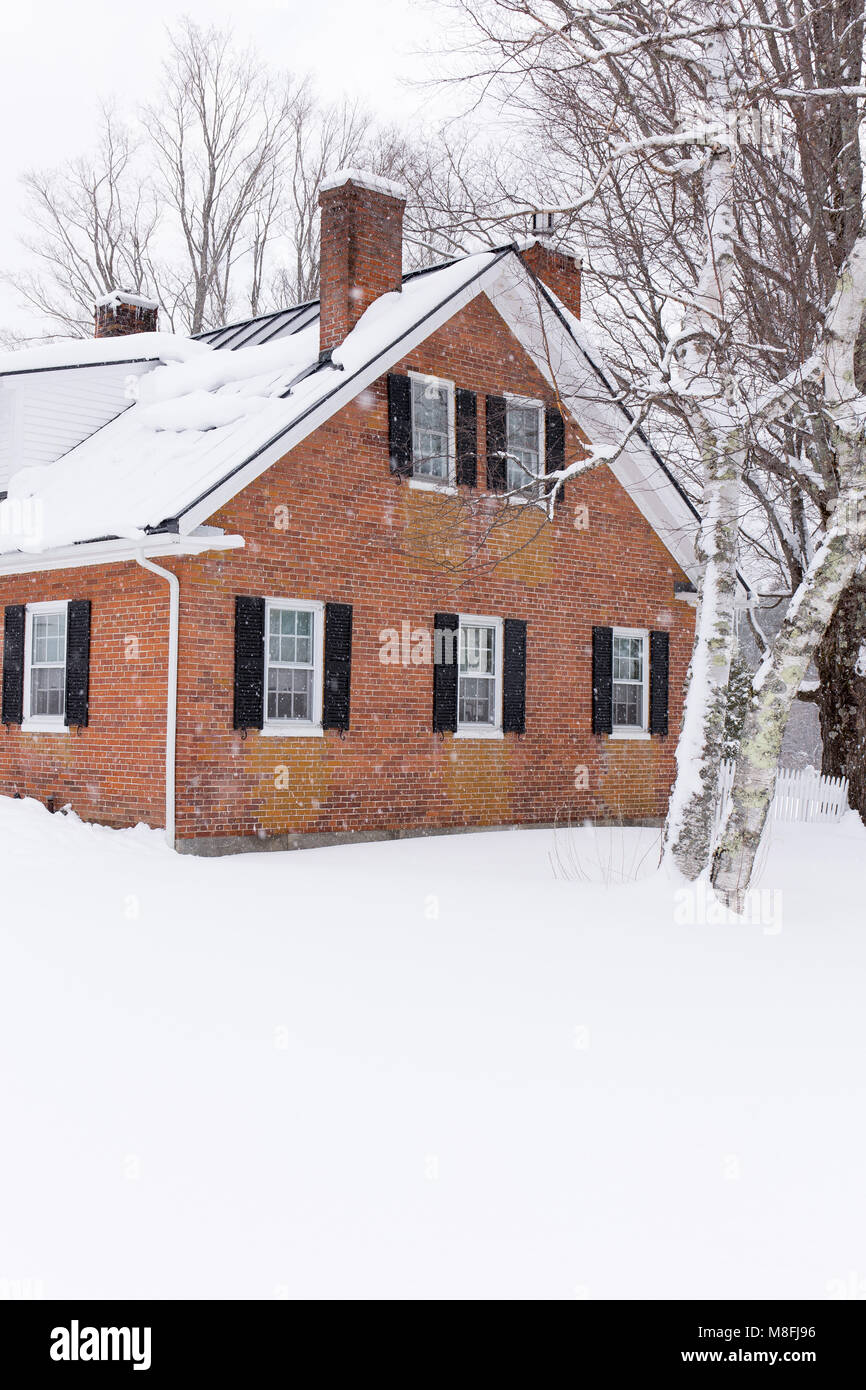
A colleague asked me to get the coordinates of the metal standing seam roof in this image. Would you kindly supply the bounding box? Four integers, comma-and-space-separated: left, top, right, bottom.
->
191, 261, 465, 352
194, 303, 320, 351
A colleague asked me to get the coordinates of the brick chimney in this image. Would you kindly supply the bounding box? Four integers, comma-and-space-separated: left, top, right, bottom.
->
318, 170, 406, 355
94, 290, 159, 338
520, 242, 582, 320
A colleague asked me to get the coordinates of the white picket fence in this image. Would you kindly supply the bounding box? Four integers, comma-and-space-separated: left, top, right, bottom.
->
714, 760, 850, 838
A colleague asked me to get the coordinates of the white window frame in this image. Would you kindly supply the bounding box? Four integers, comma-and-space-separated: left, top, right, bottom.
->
455, 613, 504, 740
22, 600, 69, 734
408, 371, 456, 490
610, 626, 650, 740
261, 598, 325, 738
504, 393, 545, 496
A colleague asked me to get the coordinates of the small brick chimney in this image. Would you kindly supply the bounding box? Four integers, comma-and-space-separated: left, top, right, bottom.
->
520, 241, 582, 320
94, 290, 159, 338
318, 170, 406, 355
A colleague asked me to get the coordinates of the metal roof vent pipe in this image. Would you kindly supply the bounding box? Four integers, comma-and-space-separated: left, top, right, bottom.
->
530, 210, 557, 238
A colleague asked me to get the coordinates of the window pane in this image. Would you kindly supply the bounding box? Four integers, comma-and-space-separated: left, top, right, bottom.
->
412, 379, 450, 479
459, 625, 495, 676
31, 666, 65, 718
506, 403, 540, 490
613, 682, 642, 727
32, 611, 66, 666
458, 676, 493, 724
267, 667, 312, 721
269, 608, 314, 665
458, 623, 497, 725
509, 405, 539, 451
413, 380, 448, 432
293, 633, 312, 664
613, 635, 643, 682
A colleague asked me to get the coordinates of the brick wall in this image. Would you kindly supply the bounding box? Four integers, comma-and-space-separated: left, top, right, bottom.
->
0, 290, 695, 842
0, 564, 170, 826
179, 291, 695, 842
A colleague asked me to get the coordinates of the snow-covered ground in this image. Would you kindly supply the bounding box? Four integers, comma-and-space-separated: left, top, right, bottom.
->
1, 795, 864, 1301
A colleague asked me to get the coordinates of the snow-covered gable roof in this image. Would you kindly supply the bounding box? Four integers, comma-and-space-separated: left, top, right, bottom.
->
0, 249, 702, 582
0, 334, 209, 494
0, 333, 203, 377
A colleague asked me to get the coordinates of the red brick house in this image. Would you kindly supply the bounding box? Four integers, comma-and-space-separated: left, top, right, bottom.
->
0, 170, 699, 852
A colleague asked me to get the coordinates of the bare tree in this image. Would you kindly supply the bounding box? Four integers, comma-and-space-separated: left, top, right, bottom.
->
444, 0, 758, 877
440, 0, 866, 896
143, 19, 308, 333
266, 96, 378, 307
3, 106, 159, 339
712, 230, 866, 905
264, 114, 522, 309
396, 127, 526, 264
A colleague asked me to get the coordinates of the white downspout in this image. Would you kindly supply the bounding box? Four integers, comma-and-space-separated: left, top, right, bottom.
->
135, 552, 179, 850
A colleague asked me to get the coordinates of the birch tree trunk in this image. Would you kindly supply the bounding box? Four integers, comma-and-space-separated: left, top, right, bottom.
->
712, 226, 866, 905
661, 24, 743, 878
712, 480, 866, 908
663, 412, 742, 876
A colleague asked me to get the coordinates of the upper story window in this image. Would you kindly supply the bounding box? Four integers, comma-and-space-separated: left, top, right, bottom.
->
457, 615, 503, 735
411, 374, 455, 483
505, 398, 544, 491
24, 601, 67, 728
264, 599, 324, 732
612, 628, 648, 732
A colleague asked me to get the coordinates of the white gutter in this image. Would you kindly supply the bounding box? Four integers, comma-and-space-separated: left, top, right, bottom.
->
0, 532, 244, 577
135, 553, 179, 850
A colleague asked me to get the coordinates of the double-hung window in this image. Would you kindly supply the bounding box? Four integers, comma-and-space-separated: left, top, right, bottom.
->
24, 602, 67, 729
411, 374, 455, 484
505, 398, 544, 492
264, 599, 324, 734
612, 628, 649, 733
457, 615, 503, 736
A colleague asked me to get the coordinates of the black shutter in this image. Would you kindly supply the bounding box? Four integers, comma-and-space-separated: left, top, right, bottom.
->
650, 630, 670, 736
591, 626, 613, 734
233, 596, 265, 730
485, 395, 507, 491
545, 408, 565, 505
64, 600, 91, 728
433, 612, 459, 732
388, 373, 413, 477
455, 388, 477, 487
322, 602, 353, 731
2, 605, 25, 726
502, 618, 527, 734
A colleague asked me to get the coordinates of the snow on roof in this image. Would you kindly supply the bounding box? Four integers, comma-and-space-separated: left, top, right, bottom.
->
319, 168, 407, 201
0, 332, 206, 377
516, 234, 585, 264
0, 253, 502, 554
95, 290, 160, 311
0, 246, 701, 581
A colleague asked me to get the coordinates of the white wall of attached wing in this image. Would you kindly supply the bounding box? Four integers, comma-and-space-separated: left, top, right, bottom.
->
0, 361, 156, 490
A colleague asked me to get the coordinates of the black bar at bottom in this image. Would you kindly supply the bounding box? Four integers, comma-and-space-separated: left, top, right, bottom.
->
1, 1298, 861, 1375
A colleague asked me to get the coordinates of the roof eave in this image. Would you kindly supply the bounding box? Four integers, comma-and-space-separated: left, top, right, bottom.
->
0, 531, 244, 577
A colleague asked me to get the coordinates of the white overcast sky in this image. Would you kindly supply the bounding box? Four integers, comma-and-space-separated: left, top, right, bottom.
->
0, 0, 456, 334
